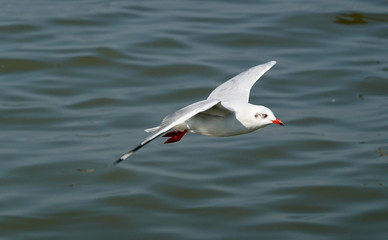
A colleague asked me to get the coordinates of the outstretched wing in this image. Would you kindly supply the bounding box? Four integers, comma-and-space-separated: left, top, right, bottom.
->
207, 61, 276, 102
114, 99, 220, 164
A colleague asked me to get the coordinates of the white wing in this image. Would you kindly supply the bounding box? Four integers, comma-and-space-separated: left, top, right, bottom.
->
115, 99, 221, 164
143, 99, 221, 143
207, 61, 276, 102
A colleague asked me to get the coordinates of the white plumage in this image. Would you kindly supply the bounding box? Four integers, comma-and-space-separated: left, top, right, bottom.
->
115, 61, 283, 164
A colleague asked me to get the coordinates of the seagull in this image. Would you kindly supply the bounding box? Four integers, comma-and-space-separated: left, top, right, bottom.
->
114, 61, 284, 164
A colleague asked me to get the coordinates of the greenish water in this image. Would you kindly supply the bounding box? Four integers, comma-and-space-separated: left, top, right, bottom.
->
1, 0, 388, 239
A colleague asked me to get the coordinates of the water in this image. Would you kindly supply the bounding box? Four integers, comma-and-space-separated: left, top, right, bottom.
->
1, 0, 388, 239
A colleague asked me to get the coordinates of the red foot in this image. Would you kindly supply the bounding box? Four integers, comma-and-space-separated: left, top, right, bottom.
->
162, 130, 187, 144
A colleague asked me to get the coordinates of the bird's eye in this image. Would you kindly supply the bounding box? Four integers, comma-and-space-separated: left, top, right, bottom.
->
254, 113, 259, 118
262, 113, 268, 119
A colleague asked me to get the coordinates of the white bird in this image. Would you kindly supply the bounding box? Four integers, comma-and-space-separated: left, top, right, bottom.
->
114, 61, 284, 164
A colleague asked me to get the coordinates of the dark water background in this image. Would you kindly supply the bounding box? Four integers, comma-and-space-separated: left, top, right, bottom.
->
1, 0, 388, 239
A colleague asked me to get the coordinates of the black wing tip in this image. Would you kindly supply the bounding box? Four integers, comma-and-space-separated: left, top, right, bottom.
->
113, 157, 124, 165
113, 142, 151, 165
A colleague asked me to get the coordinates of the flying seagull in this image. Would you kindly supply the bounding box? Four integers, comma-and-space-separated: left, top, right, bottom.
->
115, 61, 283, 164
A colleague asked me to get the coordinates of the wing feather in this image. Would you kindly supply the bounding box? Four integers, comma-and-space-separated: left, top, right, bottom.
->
115, 99, 220, 164
207, 61, 276, 102
142, 99, 220, 143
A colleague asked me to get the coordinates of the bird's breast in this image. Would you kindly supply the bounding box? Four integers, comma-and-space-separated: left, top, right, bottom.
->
180, 113, 253, 137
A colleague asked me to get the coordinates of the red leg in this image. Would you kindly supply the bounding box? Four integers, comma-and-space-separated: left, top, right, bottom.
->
162, 130, 187, 144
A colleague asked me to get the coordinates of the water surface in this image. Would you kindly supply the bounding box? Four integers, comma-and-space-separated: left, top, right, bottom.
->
1, 0, 388, 239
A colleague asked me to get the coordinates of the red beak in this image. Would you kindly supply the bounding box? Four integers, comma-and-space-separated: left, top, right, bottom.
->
271, 118, 284, 126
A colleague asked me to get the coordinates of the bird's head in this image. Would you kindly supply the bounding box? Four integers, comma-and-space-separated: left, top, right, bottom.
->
251, 105, 284, 129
